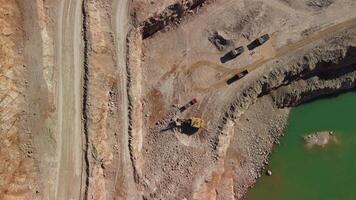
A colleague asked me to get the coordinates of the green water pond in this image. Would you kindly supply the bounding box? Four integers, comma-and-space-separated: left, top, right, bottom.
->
246, 91, 356, 200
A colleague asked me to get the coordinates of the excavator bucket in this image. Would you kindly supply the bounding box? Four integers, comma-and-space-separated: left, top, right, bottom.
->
190, 117, 203, 129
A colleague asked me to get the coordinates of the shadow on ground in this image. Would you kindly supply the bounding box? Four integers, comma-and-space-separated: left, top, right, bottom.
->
160, 122, 199, 135
220, 52, 235, 63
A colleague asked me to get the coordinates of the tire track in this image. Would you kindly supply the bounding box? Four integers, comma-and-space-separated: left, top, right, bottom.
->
55, 0, 83, 199
113, 0, 140, 198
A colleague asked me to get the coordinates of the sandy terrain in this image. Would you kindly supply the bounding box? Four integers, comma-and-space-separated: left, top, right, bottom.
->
113, 0, 141, 198
55, 0, 83, 199
21, 1, 57, 198
1, 0, 356, 200
0, 1, 38, 199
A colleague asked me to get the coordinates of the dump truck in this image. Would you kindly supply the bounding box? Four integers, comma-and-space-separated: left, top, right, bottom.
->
179, 98, 198, 112
221, 46, 245, 63
228, 46, 245, 58
256, 34, 270, 45
226, 70, 248, 85
247, 34, 270, 50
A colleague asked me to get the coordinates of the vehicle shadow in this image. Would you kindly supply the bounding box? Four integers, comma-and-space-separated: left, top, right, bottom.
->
220, 52, 234, 63
180, 123, 199, 135
226, 75, 239, 85
160, 121, 176, 132
226, 70, 249, 85
160, 121, 199, 135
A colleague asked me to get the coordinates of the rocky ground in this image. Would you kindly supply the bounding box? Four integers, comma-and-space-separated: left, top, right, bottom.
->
1, 0, 356, 200
132, 0, 356, 198
196, 95, 289, 199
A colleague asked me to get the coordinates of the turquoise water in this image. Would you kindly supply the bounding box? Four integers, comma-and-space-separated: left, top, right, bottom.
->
246, 91, 356, 200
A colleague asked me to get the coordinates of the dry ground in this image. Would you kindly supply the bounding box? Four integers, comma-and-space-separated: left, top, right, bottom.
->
1, 0, 356, 200
133, 0, 356, 198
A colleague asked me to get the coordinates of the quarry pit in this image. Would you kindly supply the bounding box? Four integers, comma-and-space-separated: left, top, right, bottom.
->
1, 0, 356, 199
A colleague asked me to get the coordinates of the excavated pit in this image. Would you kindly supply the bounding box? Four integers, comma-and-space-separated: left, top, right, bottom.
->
2, 0, 356, 199
130, 21, 356, 198
130, 1, 356, 199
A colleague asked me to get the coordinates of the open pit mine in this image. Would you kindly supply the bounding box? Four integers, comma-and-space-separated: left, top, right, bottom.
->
1, 0, 356, 199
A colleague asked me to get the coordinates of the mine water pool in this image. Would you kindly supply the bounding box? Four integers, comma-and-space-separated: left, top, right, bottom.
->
245, 91, 356, 200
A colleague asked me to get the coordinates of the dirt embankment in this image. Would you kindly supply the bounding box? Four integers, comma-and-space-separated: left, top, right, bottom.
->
214, 95, 289, 200
139, 0, 214, 39
126, 29, 144, 182
0, 0, 39, 199
272, 45, 356, 107
83, 0, 117, 198
83, 0, 139, 199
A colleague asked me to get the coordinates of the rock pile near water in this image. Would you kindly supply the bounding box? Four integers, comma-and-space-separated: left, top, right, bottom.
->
303, 131, 338, 148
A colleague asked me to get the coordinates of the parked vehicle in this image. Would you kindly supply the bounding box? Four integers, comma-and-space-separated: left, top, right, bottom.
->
174, 117, 204, 130
247, 34, 270, 50
256, 34, 270, 45
226, 70, 249, 85
228, 46, 245, 58
179, 98, 198, 112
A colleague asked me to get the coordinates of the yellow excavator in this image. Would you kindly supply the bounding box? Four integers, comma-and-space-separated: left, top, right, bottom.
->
174, 117, 204, 132
188, 117, 204, 129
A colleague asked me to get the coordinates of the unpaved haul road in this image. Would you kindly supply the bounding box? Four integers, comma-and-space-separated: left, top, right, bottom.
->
113, 0, 139, 198
55, 0, 83, 199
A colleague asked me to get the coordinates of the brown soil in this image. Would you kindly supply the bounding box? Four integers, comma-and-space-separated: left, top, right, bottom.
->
0, 0, 39, 199
1, 0, 356, 200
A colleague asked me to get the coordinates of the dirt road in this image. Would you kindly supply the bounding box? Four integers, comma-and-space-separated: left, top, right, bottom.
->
242, 17, 356, 76
113, 0, 139, 198
55, 0, 83, 199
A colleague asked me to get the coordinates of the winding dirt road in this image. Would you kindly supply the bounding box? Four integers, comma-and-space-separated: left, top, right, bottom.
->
55, 0, 83, 199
